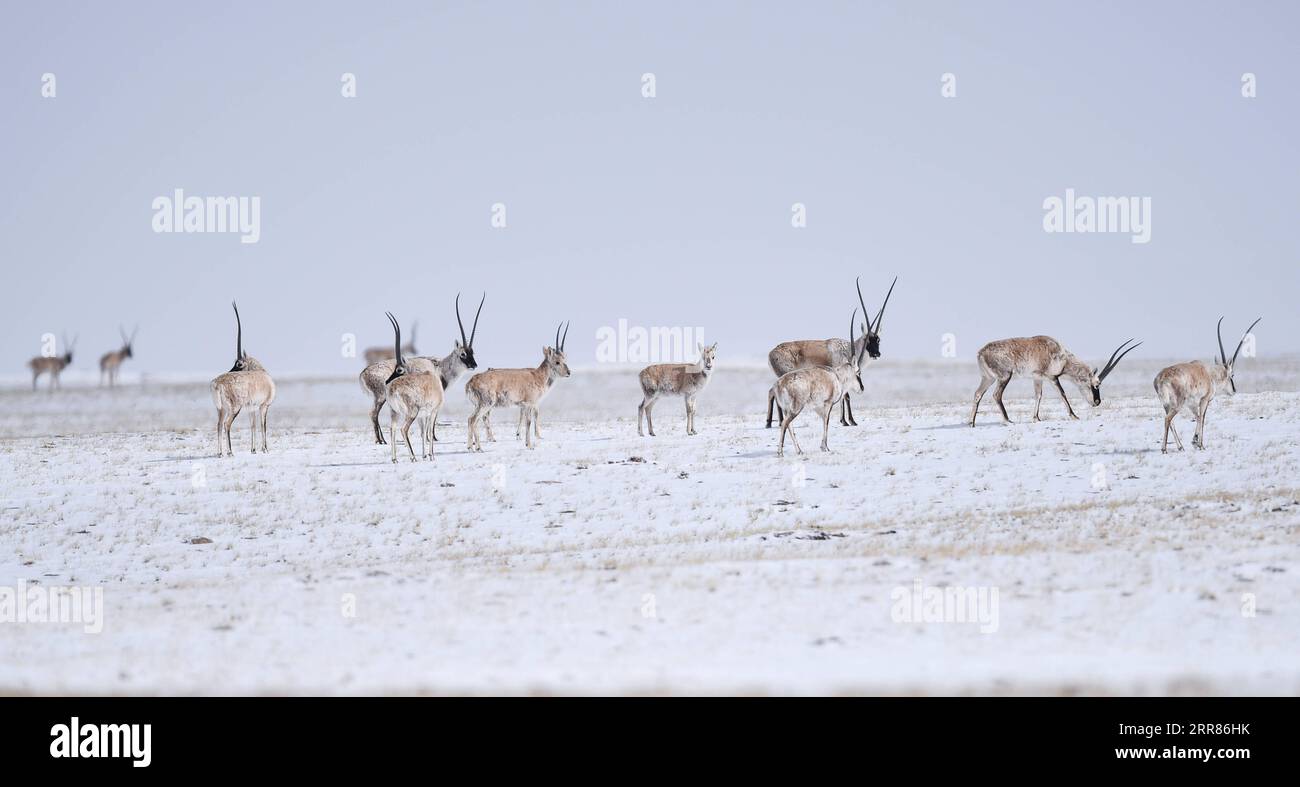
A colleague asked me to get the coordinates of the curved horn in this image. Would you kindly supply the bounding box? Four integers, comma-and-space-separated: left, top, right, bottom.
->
1216, 317, 1227, 365
469, 293, 485, 347
120, 325, 129, 345
554, 322, 562, 351
386, 312, 403, 366
872, 276, 898, 334
855, 277, 871, 335
1230, 318, 1261, 366
849, 308, 860, 362
560, 321, 570, 352
455, 293, 469, 348
1098, 338, 1141, 381
232, 301, 244, 359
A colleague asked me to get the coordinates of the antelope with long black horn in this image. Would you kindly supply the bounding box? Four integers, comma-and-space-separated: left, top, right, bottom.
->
466, 321, 571, 451
382, 312, 444, 463
99, 325, 138, 387
28, 333, 76, 392
970, 335, 1141, 426
768, 310, 867, 456
766, 275, 896, 428
1154, 317, 1260, 453
359, 293, 484, 444
210, 302, 276, 456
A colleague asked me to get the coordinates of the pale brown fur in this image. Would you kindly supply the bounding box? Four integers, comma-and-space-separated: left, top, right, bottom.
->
970, 335, 1138, 426
638, 343, 717, 437
28, 354, 72, 391
211, 357, 276, 457
466, 345, 570, 451
1153, 317, 1259, 454
386, 361, 445, 463
768, 362, 864, 457
99, 327, 136, 387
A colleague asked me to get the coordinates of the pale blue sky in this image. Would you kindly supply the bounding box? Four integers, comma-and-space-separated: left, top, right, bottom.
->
2, 1, 1297, 374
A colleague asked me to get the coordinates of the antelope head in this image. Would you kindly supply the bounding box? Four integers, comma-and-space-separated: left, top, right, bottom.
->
384, 312, 408, 384
837, 309, 868, 393
454, 292, 485, 371
1216, 316, 1261, 395
120, 325, 138, 359
62, 333, 77, 365
228, 302, 257, 372
1070, 338, 1142, 406
695, 342, 718, 374
544, 321, 571, 378
855, 275, 897, 361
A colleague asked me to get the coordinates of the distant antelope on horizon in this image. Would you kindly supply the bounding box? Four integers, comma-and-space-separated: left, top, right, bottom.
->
28, 333, 76, 392
466, 322, 571, 451
363, 320, 417, 364
1154, 317, 1260, 454
360, 293, 483, 444
210, 302, 276, 456
970, 335, 1141, 426
382, 312, 445, 463
767, 275, 896, 428
768, 311, 867, 457
99, 325, 138, 387
637, 342, 718, 437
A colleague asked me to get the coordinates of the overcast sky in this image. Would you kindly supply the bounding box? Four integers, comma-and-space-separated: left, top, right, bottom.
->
2, 1, 1297, 375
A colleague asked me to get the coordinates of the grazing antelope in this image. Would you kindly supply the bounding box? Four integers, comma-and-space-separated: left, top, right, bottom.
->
363, 321, 417, 364
210, 302, 276, 457
768, 311, 867, 456
766, 276, 896, 428
637, 342, 718, 436
382, 313, 445, 463
99, 325, 137, 387
970, 335, 1140, 426
466, 322, 571, 451
359, 293, 483, 444
28, 334, 76, 391
1154, 317, 1260, 454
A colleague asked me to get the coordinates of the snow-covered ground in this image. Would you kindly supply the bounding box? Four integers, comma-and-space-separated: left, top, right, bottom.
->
2, 357, 1298, 695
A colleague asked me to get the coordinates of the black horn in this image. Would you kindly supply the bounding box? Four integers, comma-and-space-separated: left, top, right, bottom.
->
849, 308, 863, 362
1098, 338, 1141, 381
1216, 317, 1228, 366
555, 320, 570, 352
872, 276, 897, 334
1230, 318, 1262, 366
455, 293, 469, 348
232, 301, 244, 359
470, 293, 485, 347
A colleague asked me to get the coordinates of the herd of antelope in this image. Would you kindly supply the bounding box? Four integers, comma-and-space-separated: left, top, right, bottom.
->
25, 279, 1262, 460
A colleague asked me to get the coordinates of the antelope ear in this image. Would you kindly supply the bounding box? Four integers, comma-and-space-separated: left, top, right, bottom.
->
697, 342, 703, 354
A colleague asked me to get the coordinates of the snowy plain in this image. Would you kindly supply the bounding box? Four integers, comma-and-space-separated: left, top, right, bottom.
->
2, 356, 1298, 695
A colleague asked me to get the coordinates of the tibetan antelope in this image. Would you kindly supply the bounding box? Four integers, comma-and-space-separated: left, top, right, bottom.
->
359, 293, 483, 444
766, 276, 896, 428
99, 325, 137, 387
466, 322, 571, 451
768, 311, 867, 457
1154, 317, 1260, 454
970, 336, 1140, 426
28, 334, 76, 391
210, 302, 276, 456
363, 321, 417, 364
637, 342, 718, 437
382, 313, 445, 463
